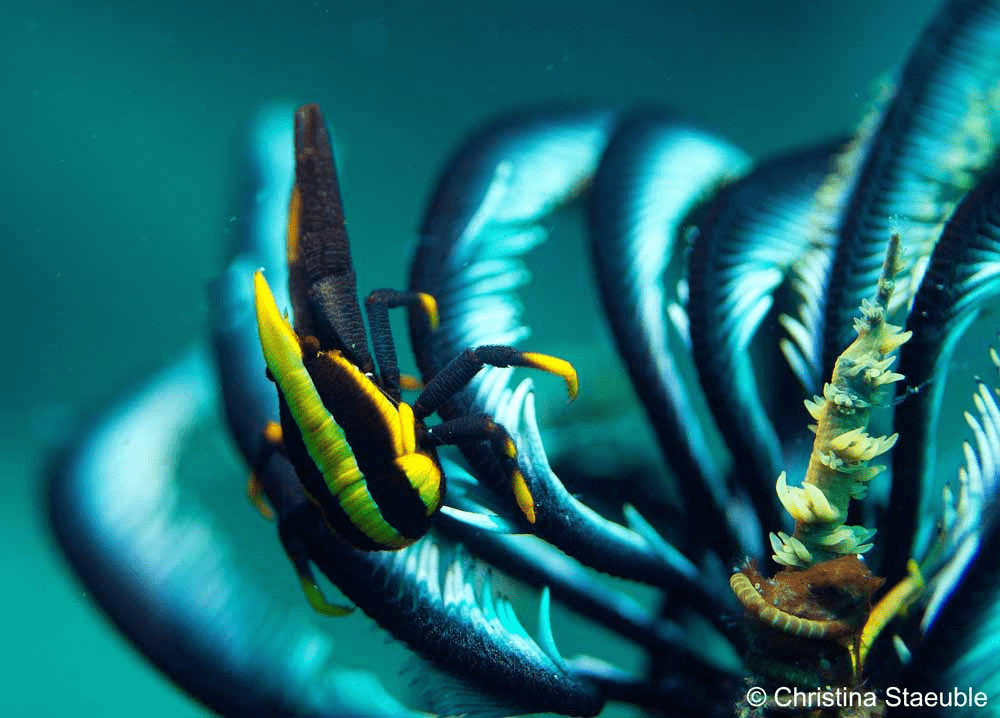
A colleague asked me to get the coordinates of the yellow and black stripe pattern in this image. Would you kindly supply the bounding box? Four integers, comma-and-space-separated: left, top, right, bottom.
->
251, 104, 579, 572
255, 271, 443, 550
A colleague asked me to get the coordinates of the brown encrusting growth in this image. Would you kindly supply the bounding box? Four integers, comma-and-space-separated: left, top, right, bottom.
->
733, 557, 883, 638
732, 561, 885, 695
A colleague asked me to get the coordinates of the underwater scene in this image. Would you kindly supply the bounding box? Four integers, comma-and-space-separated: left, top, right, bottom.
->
14, 0, 1000, 715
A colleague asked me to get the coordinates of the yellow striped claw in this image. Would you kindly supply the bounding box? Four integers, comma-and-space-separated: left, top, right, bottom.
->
521, 352, 579, 400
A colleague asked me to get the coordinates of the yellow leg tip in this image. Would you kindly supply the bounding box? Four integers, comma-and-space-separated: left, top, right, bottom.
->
503, 437, 517, 459
512, 470, 536, 524
565, 372, 579, 402
417, 292, 439, 332
300, 577, 354, 617
521, 352, 578, 401
247, 474, 275, 520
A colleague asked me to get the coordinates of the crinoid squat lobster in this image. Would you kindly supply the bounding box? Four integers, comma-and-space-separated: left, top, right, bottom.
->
250, 104, 579, 614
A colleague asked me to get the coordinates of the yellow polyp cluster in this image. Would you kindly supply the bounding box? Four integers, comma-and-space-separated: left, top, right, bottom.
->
772, 234, 911, 568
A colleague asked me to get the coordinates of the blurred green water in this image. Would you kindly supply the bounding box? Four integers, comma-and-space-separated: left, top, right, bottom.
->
1, 0, 943, 714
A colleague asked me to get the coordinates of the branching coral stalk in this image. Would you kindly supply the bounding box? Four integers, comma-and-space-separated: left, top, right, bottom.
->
772, 233, 911, 567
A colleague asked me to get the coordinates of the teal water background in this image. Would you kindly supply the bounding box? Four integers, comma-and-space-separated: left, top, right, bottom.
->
2, 1, 944, 715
